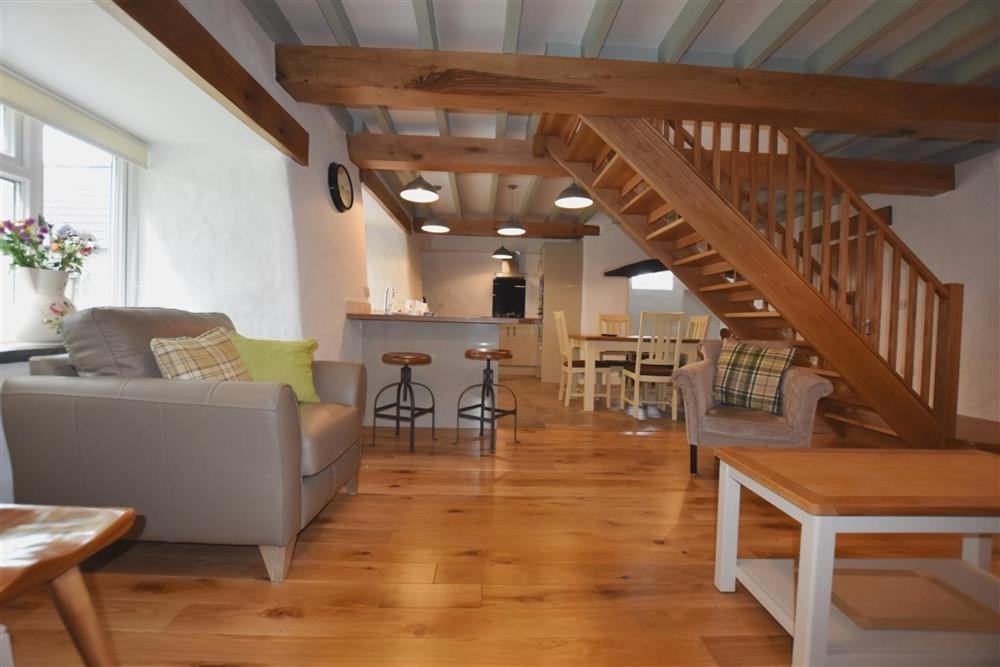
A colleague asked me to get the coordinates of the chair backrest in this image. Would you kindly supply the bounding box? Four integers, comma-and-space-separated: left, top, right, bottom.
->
553, 310, 571, 362
634, 311, 684, 370
685, 315, 711, 341
598, 313, 630, 336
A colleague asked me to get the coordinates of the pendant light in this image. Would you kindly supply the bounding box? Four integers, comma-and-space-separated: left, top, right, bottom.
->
419, 215, 450, 234
491, 245, 514, 260
496, 184, 526, 236
554, 182, 593, 209
400, 175, 439, 203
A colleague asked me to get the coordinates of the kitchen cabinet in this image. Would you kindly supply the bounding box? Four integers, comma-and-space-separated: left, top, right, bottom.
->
499, 323, 539, 374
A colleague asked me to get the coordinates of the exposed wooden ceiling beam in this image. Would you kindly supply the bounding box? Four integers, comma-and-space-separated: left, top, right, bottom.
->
489, 0, 524, 224
103, 0, 309, 165
658, 0, 724, 63
275, 45, 1000, 140
347, 133, 955, 196
414, 219, 599, 239
805, 0, 925, 74
733, 0, 828, 70
361, 170, 413, 234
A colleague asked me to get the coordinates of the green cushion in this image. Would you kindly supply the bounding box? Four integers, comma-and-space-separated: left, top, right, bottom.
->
229, 332, 320, 403
712, 341, 794, 415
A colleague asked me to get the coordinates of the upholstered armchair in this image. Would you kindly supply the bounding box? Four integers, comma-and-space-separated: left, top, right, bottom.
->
672, 340, 833, 475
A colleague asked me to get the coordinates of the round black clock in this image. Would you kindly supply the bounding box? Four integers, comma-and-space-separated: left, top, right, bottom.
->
328, 162, 354, 212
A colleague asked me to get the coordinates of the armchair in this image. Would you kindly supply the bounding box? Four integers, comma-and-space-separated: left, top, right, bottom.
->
672, 340, 833, 475
1, 307, 366, 582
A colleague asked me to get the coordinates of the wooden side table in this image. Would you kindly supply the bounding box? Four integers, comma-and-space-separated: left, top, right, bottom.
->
0, 504, 135, 666
713, 448, 1000, 667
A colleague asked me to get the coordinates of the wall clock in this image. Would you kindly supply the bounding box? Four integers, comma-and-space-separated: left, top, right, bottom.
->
328, 162, 354, 212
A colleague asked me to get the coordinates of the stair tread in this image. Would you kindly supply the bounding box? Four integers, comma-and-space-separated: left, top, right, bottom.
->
646, 202, 675, 224
809, 368, 842, 378
592, 153, 633, 189
725, 311, 783, 318
700, 280, 751, 293
621, 187, 665, 215
645, 217, 689, 241
824, 412, 897, 436
674, 249, 719, 267
825, 391, 870, 407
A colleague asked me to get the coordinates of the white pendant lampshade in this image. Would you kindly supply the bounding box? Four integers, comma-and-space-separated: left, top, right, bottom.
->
419, 216, 450, 234
496, 215, 526, 236
491, 245, 514, 260
554, 182, 593, 209
400, 176, 439, 203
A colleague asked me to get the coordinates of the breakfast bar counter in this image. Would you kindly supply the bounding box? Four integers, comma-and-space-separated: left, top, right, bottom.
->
347, 313, 536, 429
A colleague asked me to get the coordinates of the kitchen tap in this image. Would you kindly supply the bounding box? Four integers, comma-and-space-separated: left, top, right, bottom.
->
383, 284, 396, 314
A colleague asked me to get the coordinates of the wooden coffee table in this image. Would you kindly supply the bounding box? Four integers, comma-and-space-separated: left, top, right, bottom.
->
0, 504, 135, 666
713, 448, 1000, 667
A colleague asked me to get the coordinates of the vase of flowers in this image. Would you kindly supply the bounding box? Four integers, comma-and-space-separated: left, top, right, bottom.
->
0, 216, 96, 342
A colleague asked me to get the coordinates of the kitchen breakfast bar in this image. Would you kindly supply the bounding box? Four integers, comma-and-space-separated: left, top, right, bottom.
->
346, 313, 538, 428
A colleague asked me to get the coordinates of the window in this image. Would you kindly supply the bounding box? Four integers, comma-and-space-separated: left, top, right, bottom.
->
0, 105, 128, 340
629, 270, 674, 291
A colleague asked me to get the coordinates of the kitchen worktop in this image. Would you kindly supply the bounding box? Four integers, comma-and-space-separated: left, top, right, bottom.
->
347, 313, 540, 325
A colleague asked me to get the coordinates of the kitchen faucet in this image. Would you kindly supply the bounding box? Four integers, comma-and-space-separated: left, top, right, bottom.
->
383, 284, 396, 314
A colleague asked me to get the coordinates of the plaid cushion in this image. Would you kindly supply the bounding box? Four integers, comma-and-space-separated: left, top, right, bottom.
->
150, 327, 251, 381
712, 341, 794, 415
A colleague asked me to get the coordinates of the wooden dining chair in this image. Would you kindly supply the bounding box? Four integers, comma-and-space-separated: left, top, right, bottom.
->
685, 314, 711, 341
554, 310, 612, 408
621, 311, 685, 420
598, 314, 630, 336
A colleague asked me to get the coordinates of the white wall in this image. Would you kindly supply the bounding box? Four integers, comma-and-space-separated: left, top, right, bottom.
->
130, 1, 369, 360
419, 236, 546, 317
864, 150, 1000, 421
364, 189, 423, 311
580, 215, 646, 331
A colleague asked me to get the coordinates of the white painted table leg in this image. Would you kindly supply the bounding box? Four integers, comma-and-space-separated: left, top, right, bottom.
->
583, 341, 596, 412
961, 534, 993, 569
792, 516, 836, 667
714, 461, 741, 592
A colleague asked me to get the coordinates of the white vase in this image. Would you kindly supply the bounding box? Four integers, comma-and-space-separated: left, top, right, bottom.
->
11, 267, 76, 343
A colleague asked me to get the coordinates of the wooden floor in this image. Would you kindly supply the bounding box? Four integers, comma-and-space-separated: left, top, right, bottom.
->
1, 379, 988, 666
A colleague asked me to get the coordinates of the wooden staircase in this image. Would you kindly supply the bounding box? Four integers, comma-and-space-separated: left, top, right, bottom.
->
540, 114, 964, 448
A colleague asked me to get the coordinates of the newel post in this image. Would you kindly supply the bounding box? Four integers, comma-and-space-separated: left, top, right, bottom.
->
933, 283, 963, 442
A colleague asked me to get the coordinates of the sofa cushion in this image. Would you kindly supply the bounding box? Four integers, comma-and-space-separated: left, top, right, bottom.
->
299, 402, 361, 476
151, 327, 251, 382
702, 405, 795, 442
62, 307, 234, 378
230, 332, 320, 403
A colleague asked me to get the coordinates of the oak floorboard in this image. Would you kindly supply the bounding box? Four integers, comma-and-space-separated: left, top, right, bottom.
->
4, 377, 991, 666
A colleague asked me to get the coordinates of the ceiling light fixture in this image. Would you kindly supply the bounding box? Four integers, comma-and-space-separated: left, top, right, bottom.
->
399, 175, 439, 203
419, 215, 450, 234
496, 184, 526, 236
554, 182, 593, 209
491, 245, 514, 260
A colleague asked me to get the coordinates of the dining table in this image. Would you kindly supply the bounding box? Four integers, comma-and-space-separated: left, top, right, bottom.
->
567, 334, 702, 411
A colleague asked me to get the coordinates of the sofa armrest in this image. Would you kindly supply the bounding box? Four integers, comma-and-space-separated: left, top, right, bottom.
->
1, 375, 302, 548
313, 361, 366, 417
672, 359, 716, 446
781, 367, 834, 434
29, 353, 77, 376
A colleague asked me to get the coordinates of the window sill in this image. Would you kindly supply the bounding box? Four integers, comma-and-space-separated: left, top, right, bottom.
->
0, 341, 65, 364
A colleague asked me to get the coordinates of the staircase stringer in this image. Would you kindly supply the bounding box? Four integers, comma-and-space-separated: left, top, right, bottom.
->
581, 115, 942, 448
547, 137, 761, 341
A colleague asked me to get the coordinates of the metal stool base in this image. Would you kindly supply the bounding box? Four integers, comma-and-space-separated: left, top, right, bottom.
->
454, 359, 519, 452
371, 365, 436, 452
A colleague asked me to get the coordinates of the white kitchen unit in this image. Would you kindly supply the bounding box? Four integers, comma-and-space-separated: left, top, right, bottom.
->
498, 323, 540, 376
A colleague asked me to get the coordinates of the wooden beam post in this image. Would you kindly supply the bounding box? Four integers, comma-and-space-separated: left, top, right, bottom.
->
103, 0, 309, 165
934, 283, 964, 442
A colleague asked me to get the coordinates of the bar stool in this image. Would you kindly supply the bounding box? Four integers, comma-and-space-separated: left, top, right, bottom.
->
371, 352, 436, 452
455, 348, 519, 453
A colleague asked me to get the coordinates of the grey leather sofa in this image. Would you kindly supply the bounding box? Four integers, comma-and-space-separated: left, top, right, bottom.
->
672, 340, 833, 475
1, 307, 365, 582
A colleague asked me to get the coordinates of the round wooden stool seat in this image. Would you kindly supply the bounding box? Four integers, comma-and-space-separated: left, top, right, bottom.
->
465, 348, 512, 361
382, 352, 432, 366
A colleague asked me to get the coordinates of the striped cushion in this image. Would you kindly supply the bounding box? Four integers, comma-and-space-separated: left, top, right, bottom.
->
712, 341, 794, 415
150, 327, 251, 382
